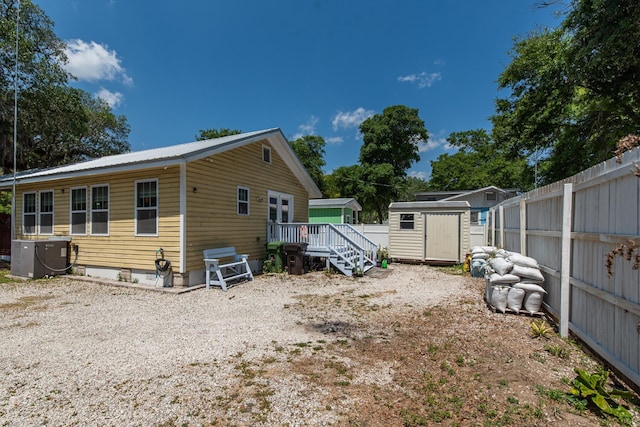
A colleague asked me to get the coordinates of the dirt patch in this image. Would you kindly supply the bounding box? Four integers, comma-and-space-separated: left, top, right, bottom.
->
0, 265, 638, 426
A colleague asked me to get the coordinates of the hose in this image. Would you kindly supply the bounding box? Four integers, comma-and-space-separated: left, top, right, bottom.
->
34, 243, 78, 274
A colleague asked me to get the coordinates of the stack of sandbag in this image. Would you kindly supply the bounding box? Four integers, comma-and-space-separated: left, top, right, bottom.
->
469, 246, 496, 278
484, 250, 546, 315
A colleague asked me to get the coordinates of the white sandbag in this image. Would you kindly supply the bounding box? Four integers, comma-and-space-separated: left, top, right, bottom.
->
488, 272, 520, 284
490, 285, 510, 313
513, 282, 547, 293
481, 246, 497, 253
523, 291, 544, 314
488, 257, 514, 276
507, 287, 526, 314
493, 249, 509, 258
511, 264, 544, 282
471, 246, 485, 254
508, 252, 539, 269
472, 252, 490, 260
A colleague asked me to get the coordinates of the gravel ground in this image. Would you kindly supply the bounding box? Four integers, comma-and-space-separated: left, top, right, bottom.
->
0, 264, 473, 426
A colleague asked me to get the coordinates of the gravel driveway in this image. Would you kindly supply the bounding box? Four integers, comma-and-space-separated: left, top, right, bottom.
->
0, 264, 473, 426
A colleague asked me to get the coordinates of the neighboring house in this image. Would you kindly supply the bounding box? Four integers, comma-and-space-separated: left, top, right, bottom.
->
415, 186, 518, 225
0, 129, 322, 286
308, 198, 362, 225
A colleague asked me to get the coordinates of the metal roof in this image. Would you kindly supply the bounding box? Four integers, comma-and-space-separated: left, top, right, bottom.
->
309, 198, 362, 211
0, 128, 323, 198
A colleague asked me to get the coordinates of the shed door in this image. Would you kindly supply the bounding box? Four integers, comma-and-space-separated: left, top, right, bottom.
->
424, 213, 460, 261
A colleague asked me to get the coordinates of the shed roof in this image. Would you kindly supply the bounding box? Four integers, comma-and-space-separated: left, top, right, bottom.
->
0, 128, 322, 198
309, 198, 362, 211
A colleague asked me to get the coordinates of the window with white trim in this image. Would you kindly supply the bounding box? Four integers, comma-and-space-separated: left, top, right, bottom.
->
91, 185, 109, 235
39, 190, 54, 235
71, 187, 87, 235
399, 213, 415, 230
237, 186, 250, 216
136, 179, 158, 235
22, 192, 36, 235
262, 145, 271, 163
267, 191, 294, 223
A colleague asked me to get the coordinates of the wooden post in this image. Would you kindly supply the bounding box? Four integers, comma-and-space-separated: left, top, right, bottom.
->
560, 183, 573, 337
498, 205, 504, 248
520, 198, 527, 255
489, 208, 495, 246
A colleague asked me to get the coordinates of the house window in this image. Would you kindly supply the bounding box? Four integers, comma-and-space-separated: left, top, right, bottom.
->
262, 145, 271, 163
23, 192, 36, 235
399, 213, 414, 230
486, 192, 496, 201
91, 185, 109, 235
71, 187, 87, 235
136, 179, 158, 236
39, 190, 54, 235
237, 186, 250, 216
470, 211, 479, 224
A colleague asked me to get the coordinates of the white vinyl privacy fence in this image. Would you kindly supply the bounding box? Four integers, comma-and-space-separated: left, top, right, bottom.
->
488, 147, 640, 388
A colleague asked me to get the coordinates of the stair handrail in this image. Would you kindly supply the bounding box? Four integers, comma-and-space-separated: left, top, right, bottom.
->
326, 224, 363, 272
327, 224, 377, 273
334, 224, 378, 257
268, 222, 376, 274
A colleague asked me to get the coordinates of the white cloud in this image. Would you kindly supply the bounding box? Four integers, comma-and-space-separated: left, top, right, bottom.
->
292, 115, 319, 140
417, 136, 448, 153
326, 136, 344, 145
409, 170, 427, 180
397, 71, 441, 88
65, 39, 133, 85
331, 107, 375, 131
96, 88, 124, 108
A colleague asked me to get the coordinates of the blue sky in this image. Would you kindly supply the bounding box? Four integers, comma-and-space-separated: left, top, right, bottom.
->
38, 0, 563, 180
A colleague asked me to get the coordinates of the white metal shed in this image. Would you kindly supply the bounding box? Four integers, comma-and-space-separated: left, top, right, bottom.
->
388, 201, 470, 264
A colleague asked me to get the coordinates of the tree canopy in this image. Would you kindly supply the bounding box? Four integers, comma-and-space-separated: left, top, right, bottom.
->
328, 105, 428, 223
0, 0, 130, 173
195, 128, 242, 140
428, 129, 531, 191
288, 135, 326, 194
491, 0, 640, 185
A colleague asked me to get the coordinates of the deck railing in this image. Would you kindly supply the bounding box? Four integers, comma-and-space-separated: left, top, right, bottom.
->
267, 222, 377, 273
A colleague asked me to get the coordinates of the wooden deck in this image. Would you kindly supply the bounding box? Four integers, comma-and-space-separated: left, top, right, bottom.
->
267, 223, 377, 276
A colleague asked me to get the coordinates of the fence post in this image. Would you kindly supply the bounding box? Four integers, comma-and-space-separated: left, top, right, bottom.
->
520, 198, 527, 256
498, 205, 505, 248
489, 208, 495, 246
560, 183, 573, 337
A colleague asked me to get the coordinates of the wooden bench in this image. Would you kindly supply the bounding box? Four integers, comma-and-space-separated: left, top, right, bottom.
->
203, 247, 254, 291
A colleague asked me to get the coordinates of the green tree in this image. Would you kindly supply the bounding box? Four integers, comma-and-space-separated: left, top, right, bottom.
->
492, 0, 640, 185
428, 129, 531, 191
0, 0, 130, 172
288, 135, 326, 194
329, 164, 396, 223
195, 128, 242, 140
357, 105, 428, 222
396, 176, 429, 201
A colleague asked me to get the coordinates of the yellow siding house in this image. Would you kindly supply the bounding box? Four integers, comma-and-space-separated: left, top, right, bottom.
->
0, 129, 322, 286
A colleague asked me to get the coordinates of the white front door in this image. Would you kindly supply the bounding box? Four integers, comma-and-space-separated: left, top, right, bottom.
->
268, 191, 294, 223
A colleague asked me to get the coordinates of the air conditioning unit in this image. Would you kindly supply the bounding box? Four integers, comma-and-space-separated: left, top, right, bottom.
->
11, 240, 69, 279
